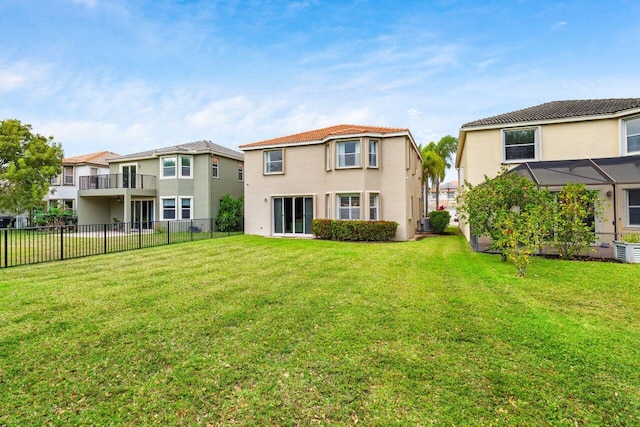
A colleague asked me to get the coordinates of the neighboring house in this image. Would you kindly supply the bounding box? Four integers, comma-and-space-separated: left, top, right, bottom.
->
45, 151, 119, 211
239, 124, 423, 241
76, 141, 244, 227
428, 180, 458, 212
455, 98, 640, 252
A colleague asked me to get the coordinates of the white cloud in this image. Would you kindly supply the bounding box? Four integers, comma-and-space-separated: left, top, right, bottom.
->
0, 62, 48, 92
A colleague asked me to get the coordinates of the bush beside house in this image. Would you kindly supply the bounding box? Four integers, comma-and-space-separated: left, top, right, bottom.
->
312, 219, 398, 241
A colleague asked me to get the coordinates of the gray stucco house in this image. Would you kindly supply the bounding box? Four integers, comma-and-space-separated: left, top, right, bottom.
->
76, 140, 244, 228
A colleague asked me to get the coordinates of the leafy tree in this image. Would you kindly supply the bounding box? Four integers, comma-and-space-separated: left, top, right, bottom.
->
550, 183, 602, 259
458, 169, 554, 275
0, 119, 63, 216
216, 193, 243, 233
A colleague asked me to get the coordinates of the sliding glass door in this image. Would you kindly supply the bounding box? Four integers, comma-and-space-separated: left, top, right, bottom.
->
273, 196, 313, 235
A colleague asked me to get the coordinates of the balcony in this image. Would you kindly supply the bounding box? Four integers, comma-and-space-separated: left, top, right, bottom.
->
79, 174, 156, 190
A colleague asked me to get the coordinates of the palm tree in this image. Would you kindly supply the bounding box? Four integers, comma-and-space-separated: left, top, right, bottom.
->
429, 135, 458, 209
420, 144, 445, 217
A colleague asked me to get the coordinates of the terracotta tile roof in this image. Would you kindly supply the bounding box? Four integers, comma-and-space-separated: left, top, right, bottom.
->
240, 124, 410, 149
462, 98, 640, 128
63, 151, 120, 166
110, 140, 243, 161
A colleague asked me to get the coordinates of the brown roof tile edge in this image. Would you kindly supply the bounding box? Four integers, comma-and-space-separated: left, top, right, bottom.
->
240, 124, 410, 149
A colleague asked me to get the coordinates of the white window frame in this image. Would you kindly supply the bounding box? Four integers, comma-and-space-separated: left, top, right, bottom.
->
628, 189, 640, 226
264, 149, 284, 174
63, 166, 74, 186
336, 140, 361, 169
337, 193, 361, 220
326, 193, 332, 218
368, 139, 379, 168
501, 127, 540, 163
179, 197, 193, 220
179, 155, 193, 179
51, 174, 61, 185
161, 197, 177, 220
368, 192, 380, 221
211, 157, 219, 178
623, 116, 640, 155
325, 144, 332, 171
161, 156, 177, 179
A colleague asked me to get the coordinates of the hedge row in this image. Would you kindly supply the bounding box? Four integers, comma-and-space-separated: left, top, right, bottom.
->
312, 219, 398, 241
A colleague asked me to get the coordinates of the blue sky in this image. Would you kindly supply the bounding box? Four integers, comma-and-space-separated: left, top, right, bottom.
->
2, 0, 640, 180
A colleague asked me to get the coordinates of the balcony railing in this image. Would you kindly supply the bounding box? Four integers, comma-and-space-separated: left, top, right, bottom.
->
79, 174, 156, 190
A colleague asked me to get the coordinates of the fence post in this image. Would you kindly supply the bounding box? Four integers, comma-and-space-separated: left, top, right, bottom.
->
104, 223, 108, 254
190, 220, 194, 241
60, 226, 64, 261
167, 221, 171, 246
3, 229, 7, 268
138, 225, 142, 249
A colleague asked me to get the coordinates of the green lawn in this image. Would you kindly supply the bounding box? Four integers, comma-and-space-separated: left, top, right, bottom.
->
1, 233, 639, 425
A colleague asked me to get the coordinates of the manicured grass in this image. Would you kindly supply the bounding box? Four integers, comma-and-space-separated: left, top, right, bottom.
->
0, 232, 639, 425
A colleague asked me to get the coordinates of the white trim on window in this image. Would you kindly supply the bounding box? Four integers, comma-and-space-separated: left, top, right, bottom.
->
501, 126, 541, 163
179, 196, 193, 220
63, 166, 74, 186
211, 157, 219, 178
160, 156, 177, 179
336, 140, 361, 168
238, 163, 244, 181
337, 193, 361, 220
622, 116, 640, 156
325, 143, 332, 171
179, 155, 193, 179
368, 139, 379, 168
264, 149, 284, 174
161, 197, 177, 220
368, 192, 380, 220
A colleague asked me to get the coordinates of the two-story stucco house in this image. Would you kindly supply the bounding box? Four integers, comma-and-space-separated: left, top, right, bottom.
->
239, 124, 423, 241
76, 140, 244, 228
456, 98, 640, 252
45, 151, 120, 211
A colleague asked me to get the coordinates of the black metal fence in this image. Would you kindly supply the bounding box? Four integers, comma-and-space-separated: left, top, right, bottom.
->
0, 218, 243, 268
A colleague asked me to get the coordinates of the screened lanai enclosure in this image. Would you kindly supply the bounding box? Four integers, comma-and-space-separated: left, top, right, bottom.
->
509, 154, 640, 250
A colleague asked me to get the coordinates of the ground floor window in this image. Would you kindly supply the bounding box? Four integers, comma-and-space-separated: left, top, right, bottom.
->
369, 193, 379, 220
162, 198, 176, 220
180, 197, 192, 219
629, 189, 640, 225
338, 194, 360, 220
273, 196, 313, 234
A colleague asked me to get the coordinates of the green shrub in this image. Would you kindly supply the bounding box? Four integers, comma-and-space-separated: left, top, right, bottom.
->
427, 210, 450, 234
622, 233, 640, 243
312, 219, 397, 241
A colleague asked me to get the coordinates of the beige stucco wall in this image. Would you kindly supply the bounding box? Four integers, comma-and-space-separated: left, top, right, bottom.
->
243, 135, 421, 241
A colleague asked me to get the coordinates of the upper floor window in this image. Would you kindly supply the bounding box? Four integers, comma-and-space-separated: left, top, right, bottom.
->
337, 140, 360, 168
238, 164, 244, 181
161, 157, 176, 178
325, 144, 331, 171
502, 128, 540, 162
625, 117, 640, 154
264, 149, 283, 174
628, 189, 640, 225
212, 157, 219, 178
368, 140, 379, 168
180, 156, 192, 178
338, 194, 360, 220
51, 174, 61, 185
63, 166, 74, 185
